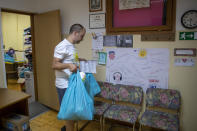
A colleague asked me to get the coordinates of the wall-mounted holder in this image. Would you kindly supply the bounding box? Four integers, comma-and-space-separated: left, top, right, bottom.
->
141, 32, 175, 41
174, 48, 196, 56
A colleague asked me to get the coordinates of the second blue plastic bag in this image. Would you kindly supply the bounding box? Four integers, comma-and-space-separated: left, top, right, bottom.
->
57, 71, 94, 120
84, 73, 101, 99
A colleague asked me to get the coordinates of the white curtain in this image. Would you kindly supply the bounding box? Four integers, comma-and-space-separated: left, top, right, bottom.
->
0, 8, 7, 88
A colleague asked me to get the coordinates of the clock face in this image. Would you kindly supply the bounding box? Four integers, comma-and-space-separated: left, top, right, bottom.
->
181, 10, 197, 29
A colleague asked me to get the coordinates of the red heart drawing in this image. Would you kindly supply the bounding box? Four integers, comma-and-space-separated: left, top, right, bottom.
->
182, 58, 187, 63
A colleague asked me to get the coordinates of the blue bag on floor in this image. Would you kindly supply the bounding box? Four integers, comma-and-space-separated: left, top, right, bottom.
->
84, 73, 101, 99
57, 70, 94, 120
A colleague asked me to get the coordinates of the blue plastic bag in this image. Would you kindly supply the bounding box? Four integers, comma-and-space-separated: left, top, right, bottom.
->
19, 67, 30, 78
4, 54, 15, 63
84, 73, 101, 99
57, 70, 94, 120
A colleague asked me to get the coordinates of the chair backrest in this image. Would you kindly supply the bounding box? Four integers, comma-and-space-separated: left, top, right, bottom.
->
97, 81, 114, 100
111, 84, 143, 105
146, 88, 181, 110
97, 81, 143, 105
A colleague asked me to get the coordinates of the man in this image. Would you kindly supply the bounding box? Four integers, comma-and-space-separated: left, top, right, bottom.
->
52, 24, 86, 131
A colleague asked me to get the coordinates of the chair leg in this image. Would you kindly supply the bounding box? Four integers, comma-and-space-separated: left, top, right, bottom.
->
100, 116, 103, 131
102, 118, 105, 131
132, 123, 135, 131
139, 124, 142, 131
74, 121, 78, 131
6, 73, 8, 86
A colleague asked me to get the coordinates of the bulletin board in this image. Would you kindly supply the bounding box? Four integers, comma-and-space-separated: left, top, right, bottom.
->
113, 0, 164, 28
106, 0, 176, 34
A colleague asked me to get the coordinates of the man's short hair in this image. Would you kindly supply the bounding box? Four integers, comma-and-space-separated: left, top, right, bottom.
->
69, 24, 84, 34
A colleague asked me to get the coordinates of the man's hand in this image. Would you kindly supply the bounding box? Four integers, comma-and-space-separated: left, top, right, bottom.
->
79, 58, 87, 61
69, 64, 77, 72
52, 57, 78, 72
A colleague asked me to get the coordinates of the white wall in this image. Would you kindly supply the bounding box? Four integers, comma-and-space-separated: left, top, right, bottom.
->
36, 0, 196, 33
36, 0, 105, 34
3, 0, 194, 33
0, 0, 38, 12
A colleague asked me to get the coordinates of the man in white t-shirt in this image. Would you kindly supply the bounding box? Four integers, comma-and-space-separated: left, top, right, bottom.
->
52, 24, 86, 131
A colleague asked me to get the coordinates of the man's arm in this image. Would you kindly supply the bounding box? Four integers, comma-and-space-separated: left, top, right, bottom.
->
78, 58, 87, 61
52, 57, 77, 72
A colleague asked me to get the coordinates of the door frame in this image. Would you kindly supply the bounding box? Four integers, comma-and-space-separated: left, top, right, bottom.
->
1, 8, 38, 101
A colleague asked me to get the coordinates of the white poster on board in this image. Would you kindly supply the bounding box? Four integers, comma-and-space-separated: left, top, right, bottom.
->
106, 48, 169, 91
119, 0, 150, 10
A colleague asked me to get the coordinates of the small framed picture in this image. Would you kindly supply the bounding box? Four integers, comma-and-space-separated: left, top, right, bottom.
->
89, 0, 102, 12
98, 52, 107, 65
89, 13, 105, 29
174, 48, 196, 56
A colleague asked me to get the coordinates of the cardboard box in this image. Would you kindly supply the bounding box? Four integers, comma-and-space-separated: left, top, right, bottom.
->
1, 113, 30, 131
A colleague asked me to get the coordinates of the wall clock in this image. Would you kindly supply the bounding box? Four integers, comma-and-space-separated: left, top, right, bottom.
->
181, 10, 197, 29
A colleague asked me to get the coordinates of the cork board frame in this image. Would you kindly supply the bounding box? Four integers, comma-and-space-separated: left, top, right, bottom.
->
106, 0, 176, 35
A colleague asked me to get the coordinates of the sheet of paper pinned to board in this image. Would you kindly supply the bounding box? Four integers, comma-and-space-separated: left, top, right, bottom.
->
119, 0, 150, 10
92, 32, 104, 50
80, 60, 97, 73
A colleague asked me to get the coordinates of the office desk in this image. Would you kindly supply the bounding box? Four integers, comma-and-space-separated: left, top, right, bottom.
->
0, 88, 30, 117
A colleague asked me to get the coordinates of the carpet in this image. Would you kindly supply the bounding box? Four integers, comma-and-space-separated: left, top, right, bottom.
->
29, 101, 50, 119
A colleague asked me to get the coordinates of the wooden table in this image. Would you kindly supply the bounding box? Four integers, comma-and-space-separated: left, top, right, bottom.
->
0, 88, 30, 117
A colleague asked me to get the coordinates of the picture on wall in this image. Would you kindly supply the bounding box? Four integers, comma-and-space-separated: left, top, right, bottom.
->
116, 35, 133, 47
174, 48, 196, 56
89, 0, 102, 12
98, 52, 107, 65
103, 34, 133, 47
89, 13, 105, 29
103, 35, 117, 47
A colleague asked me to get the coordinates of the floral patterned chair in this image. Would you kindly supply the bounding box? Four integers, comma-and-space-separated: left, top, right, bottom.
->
102, 84, 144, 131
78, 81, 113, 131
93, 82, 114, 131
139, 88, 181, 131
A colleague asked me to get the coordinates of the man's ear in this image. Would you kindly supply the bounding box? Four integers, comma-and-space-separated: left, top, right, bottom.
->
73, 31, 79, 36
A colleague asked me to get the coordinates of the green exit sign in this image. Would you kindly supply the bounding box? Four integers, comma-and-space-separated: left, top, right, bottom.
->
179, 32, 197, 40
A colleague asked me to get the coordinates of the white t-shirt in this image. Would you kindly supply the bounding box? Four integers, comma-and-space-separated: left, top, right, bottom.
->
54, 39, 78, 89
